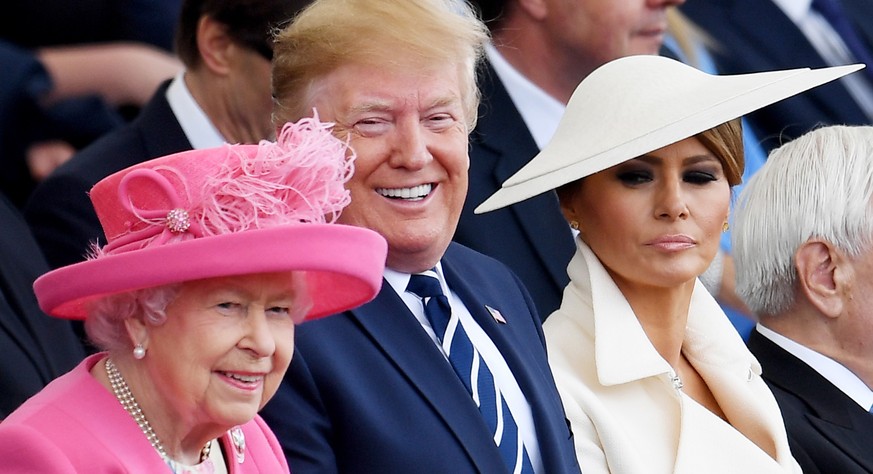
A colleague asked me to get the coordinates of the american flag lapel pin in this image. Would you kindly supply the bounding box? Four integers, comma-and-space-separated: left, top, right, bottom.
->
485, 305, 507, 324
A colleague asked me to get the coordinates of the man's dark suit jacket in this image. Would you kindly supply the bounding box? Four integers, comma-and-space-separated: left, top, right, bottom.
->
454, 60, 575, 321
0, 194, 84, 418
681, 0, 870, 152
748, 329, 873, 473
261, 243, 580, 474
25, 81, 191, 269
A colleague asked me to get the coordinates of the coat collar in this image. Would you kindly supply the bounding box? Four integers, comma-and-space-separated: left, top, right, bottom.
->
562, 240, 797, 469
566, 239, 761, 387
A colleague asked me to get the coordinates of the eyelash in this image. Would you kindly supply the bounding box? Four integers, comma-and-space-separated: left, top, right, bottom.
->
267, 307, 291, 317
216, 303, 292, 318
684, 171, 718, 184
616, 170, 718, 185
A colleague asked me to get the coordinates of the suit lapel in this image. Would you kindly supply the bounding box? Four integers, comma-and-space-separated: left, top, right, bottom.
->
807, 416, 873, 472
442, 257, 547, 391
136, 81, 193, 159
346, 280, 507, 473
472, 61, 575, 294
749, 331, 873, 472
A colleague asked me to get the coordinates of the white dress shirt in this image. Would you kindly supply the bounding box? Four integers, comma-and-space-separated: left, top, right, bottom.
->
485, 44, 565, 151
383, 265, 543, 473
757, 324, 873, 411
486, 44, 581, 245
165, 72, 226, 149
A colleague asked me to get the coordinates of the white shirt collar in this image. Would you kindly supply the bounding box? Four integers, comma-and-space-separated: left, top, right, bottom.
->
757, 324, 873, 411
383, 263, 448, 297
165, 72, 226, 149
485, 43, 565, 150
565, 239, 759, 386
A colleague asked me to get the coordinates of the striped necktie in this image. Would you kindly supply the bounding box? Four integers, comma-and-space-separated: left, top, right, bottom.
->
407, 270, 534, 473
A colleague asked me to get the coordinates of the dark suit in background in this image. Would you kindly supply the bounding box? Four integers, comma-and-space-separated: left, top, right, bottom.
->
680, 0, 870, 152
1, 0, 181, 52
455, 60, 575, 320
748, 330, 873, 474
842, 0, 873, 50
261, 243, 579, 473
0, 194, 84, 418
0, 40, 123, 209
25, 81, 191, 269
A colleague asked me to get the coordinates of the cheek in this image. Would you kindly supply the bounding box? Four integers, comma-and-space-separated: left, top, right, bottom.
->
272, 323, 296, 367
261, 325, 295, 403
579, 188, 634, 230
585, 212, 635, 253
346, 142, 385, 183
700, 187, 732, 223
436, 134, 470, 177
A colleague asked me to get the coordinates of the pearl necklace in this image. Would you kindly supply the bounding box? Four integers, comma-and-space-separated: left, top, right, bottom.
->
105, 358, 211, 463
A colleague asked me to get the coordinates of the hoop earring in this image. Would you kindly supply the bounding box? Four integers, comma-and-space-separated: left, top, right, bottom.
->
133, 344, 146, 360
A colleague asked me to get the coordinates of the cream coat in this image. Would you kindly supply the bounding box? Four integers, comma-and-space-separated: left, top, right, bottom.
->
545, 241, 800, 473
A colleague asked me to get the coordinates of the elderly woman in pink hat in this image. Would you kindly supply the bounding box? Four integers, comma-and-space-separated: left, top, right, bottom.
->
477, 56, 862, 473
0, 117, 386, 473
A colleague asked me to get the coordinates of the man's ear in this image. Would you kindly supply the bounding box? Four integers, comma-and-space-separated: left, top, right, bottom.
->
795, 240, 845, 318
196, 15, 233, 75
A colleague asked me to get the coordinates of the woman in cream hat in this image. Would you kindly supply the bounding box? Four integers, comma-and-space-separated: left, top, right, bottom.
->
477, 55, 863, 473
0, 116, 386, 473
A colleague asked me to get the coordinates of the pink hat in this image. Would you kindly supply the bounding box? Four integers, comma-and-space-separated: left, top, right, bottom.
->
34, 116, 387, 320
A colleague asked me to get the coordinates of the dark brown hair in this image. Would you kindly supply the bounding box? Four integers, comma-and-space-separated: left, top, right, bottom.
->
174, 0, 310, 67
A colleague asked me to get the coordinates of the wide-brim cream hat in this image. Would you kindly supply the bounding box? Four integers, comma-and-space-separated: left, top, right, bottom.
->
475, 55, 862, 213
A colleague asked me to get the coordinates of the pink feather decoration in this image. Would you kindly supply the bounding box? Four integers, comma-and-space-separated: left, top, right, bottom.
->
198, 115, 354, 235
88, 114, 354, 258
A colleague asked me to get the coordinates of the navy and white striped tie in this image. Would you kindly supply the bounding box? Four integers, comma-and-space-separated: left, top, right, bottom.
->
408, 270, 534, 473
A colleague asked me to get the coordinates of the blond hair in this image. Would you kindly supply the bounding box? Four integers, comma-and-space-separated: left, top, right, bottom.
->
271, 0, 489, 131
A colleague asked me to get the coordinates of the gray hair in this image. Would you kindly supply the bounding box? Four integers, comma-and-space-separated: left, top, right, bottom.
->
733, 125, 873, 316
85, 285, 181, 352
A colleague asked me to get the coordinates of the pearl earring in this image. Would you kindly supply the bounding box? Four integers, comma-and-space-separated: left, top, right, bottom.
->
133, 344, 146, 360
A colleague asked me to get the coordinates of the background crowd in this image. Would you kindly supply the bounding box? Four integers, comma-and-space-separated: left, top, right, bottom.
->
1, 0, 872, 473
